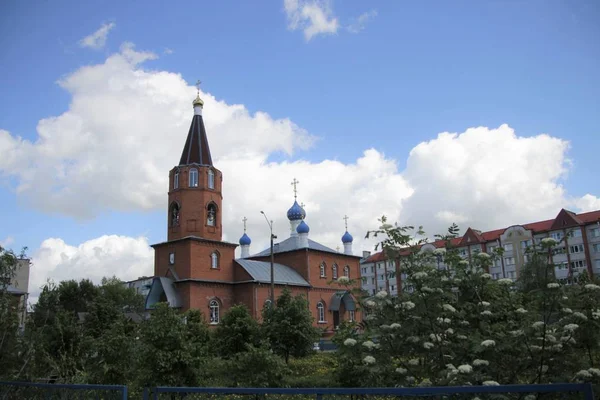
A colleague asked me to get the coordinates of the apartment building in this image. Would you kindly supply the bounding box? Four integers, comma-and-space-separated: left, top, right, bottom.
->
360, 208, 600, 294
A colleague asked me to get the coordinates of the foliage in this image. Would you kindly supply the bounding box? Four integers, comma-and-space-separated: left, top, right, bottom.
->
262, 288, 320, 363
213, 304, 261, 358
336, 217, 600, 388
284, 352, 338, 387
220, 344, 288, 387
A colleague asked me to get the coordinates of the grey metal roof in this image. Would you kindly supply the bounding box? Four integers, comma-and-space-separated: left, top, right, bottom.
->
251, 237, 339, 257
235, 259, 310, 287
329, 291, 356, 311
4, 285, 26, 295
145, 277, 182, 309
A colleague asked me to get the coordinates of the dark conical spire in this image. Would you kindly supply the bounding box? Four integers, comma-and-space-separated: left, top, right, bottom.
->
179, 87, 213, 166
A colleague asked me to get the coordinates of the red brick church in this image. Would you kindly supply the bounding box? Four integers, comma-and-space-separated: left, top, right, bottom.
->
133, 89, 362, 331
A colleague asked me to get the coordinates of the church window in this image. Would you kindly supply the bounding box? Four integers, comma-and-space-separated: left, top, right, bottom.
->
319, 263, 326, 278
189, 168, 198, 187
264, 299, 272, 309
211, 252, 219, 269
208, 169, 215, 189
332, 264, 338, 279
349, 310, 355, 322
207, 203, 217, 226
169, 202, 180, 227
317, 301, 325, 323
209, 300, 220, 324
174, 171, 179, 189
344, 265, 350, 278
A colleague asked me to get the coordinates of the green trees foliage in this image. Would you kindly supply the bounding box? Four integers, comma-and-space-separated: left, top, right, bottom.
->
214, 304, 261, 357
0, 246, 24, 379
262, 288, 320, 363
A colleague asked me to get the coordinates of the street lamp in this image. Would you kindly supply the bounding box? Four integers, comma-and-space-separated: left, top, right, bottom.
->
260, 211, 277, 305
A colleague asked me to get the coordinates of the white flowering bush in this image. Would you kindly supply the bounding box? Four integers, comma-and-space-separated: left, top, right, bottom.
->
333, 218, 600, 388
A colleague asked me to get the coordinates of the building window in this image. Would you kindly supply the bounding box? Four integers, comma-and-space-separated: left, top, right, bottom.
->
556, 262, 568, 270
208, 169, 215, 189
209, 300, 220, 324
169, 202, 180, 227
391, 285, 395, 291
372, 289, 375, 295
491, 273, 500, 280
344, 266, 350, 278
264, 299, 272, 309
370, 266, 374, 273
174, 171, 179, 189
591, 228, 600, 238
207, 203, 217, 226
595, 259, 600, 270
507, 271, 516, 279
593, 244, 600, 253
332, 264, 338, 279
569, 229, 582, 238
211, 252, 219, 269
552, 247, 566, 256
320, 263, 326, 278
371, 277, 375, 284
349, 310, 355, 322
458, 248, 467, 257
503, 243, 513, 252
189, 168, 198, 187
317, 301, 325, 323
550, 232, 563, 241
521, 240, 532, 249
570, 244, 584, 254
504, 257, 515, 266
571, 260, 587, 270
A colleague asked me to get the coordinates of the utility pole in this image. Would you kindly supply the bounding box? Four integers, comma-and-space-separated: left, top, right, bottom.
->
260, 211, 277, 305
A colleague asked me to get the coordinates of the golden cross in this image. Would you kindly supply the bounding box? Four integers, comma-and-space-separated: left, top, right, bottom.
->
195, 79, 202, 95
242, 216, 247, 232
291, 178, 300, 199
343, 215, 349, 231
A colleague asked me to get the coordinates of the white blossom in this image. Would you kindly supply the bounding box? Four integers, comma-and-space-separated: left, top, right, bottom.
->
573, 312, 588, 320
337, 276, 350, 283
441, 276, 449, 282
481, 273, 492, 279
477, 252, 491, 259
421, 286, 434, 293
541, 237, 558, 247
458, 364, 472, 373
365, 300, 376, 308
457, 335, 468, 340
407, 336, 420, 343
509, 330, 524, 337
423, 342, 435, 349
480, 301, 491, 307
390, 323, 401, 329
481, 340, 496, 347
429, 333, 442, 342
459, 260, 469, 266
592, 310, 600, 320
408, 359, 419, 366
524, 396, 536, 400
375, 290, 388, 299
584, 284, 600, 291
588, 368, 600, 377
453, 278, 462, 284
418, 378, 432, 387
459, 320, 470, 326
530, 345, 542, 351
413, 272, 428, 280
480, 310, 493, 316
406, 376, 415, 383
401, 301, 415, 310
362, 341, 376, 350
473, 359, 489, 367
443, 304, 457, 313
396, 367, 407, 374
547, 282, 560, 289
562, 296, 569, 300
560, 336, 576, 344
516, 308, 528, 314
483, 381, 500, 386
575, 370, 592, 379
343, 338, 357, 346
433, 248, 446, 255
363, 355, 376, 365
552, 344, 563, 351
498, 278, 513, 286
445, 328, 454, 335
564, 324, 579, 332
562, 308, 573, 314
531, 321, 545, 329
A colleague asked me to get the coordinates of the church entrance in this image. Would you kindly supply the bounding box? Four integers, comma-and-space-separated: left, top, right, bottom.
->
333, 311, 340, 328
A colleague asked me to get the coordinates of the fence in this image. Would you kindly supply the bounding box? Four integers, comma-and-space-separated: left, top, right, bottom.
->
0, 381, 128, 400
144, 384, 595, 400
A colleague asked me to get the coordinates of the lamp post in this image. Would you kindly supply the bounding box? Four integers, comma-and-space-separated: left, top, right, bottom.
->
260, 211, 277, 305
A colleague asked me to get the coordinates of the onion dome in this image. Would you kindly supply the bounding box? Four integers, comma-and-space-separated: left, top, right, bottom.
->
297, 220, 310, 234
239, 233, 251, 246
341, 231, 353, 243
287, 200, 306, 221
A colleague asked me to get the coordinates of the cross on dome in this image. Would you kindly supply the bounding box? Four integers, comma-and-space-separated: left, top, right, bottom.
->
291, 178, 300, 200
242, 216, 248, 232
343, 215, 349, 230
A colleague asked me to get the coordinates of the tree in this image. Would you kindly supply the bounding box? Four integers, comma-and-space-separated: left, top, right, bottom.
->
262, 288, 320, 363
213, 304, 261, 358
0, 246, 24, 379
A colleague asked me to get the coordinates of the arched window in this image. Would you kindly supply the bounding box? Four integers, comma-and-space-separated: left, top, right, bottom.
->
189, 168, 198, 187
208, 169, 215, 189
319, 262, 326, 278
211, 252, 219, 269
174, 170, 179, 189
344, 266, 350, 278
332, 264, 338, 279
207, 203, 217, 226
317, 301, 325, 323
264, 299, 272, 309
209, 300, 220, 324
169, 202, 180, 227
349, 310, 356, 322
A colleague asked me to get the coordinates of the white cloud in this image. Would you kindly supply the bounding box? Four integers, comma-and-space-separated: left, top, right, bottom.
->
29, 235, 153, 303
79, 22, 116, 50
284, 0, 339, 41
347, 9, 378, 33
2, 43, 598, 295
573, 194, 600, 213
0, 236, 14, 248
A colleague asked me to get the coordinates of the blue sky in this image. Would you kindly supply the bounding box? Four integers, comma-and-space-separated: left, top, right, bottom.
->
0, 0, 598, 296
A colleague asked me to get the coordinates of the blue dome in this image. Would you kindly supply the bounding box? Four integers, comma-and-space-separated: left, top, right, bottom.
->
341, 231, 353, 243
287, 200, 306, 221
297, 220, 310, 234
239, 233, 252, 246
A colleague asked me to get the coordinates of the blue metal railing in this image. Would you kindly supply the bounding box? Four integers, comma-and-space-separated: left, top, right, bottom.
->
0, 381, 128, 399
146, 384, 595, 400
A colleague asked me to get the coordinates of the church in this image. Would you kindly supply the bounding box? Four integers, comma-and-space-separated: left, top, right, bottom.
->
130, 88, 363, 332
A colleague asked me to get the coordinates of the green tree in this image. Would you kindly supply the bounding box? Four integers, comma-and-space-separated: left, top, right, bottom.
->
262, 288, 320, 363
213, 304, 261, 358
0, 246, 24, 379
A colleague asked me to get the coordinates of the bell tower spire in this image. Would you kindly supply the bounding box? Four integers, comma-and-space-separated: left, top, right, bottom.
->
167, 82, 223, 242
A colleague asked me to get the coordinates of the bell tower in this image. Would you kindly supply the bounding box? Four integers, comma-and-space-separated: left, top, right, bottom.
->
167, 82, 223, 242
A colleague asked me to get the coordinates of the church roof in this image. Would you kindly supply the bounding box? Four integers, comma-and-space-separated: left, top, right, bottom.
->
179, 114, 213, 166
251, 237, 342, 257
235, 259, 310, 287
